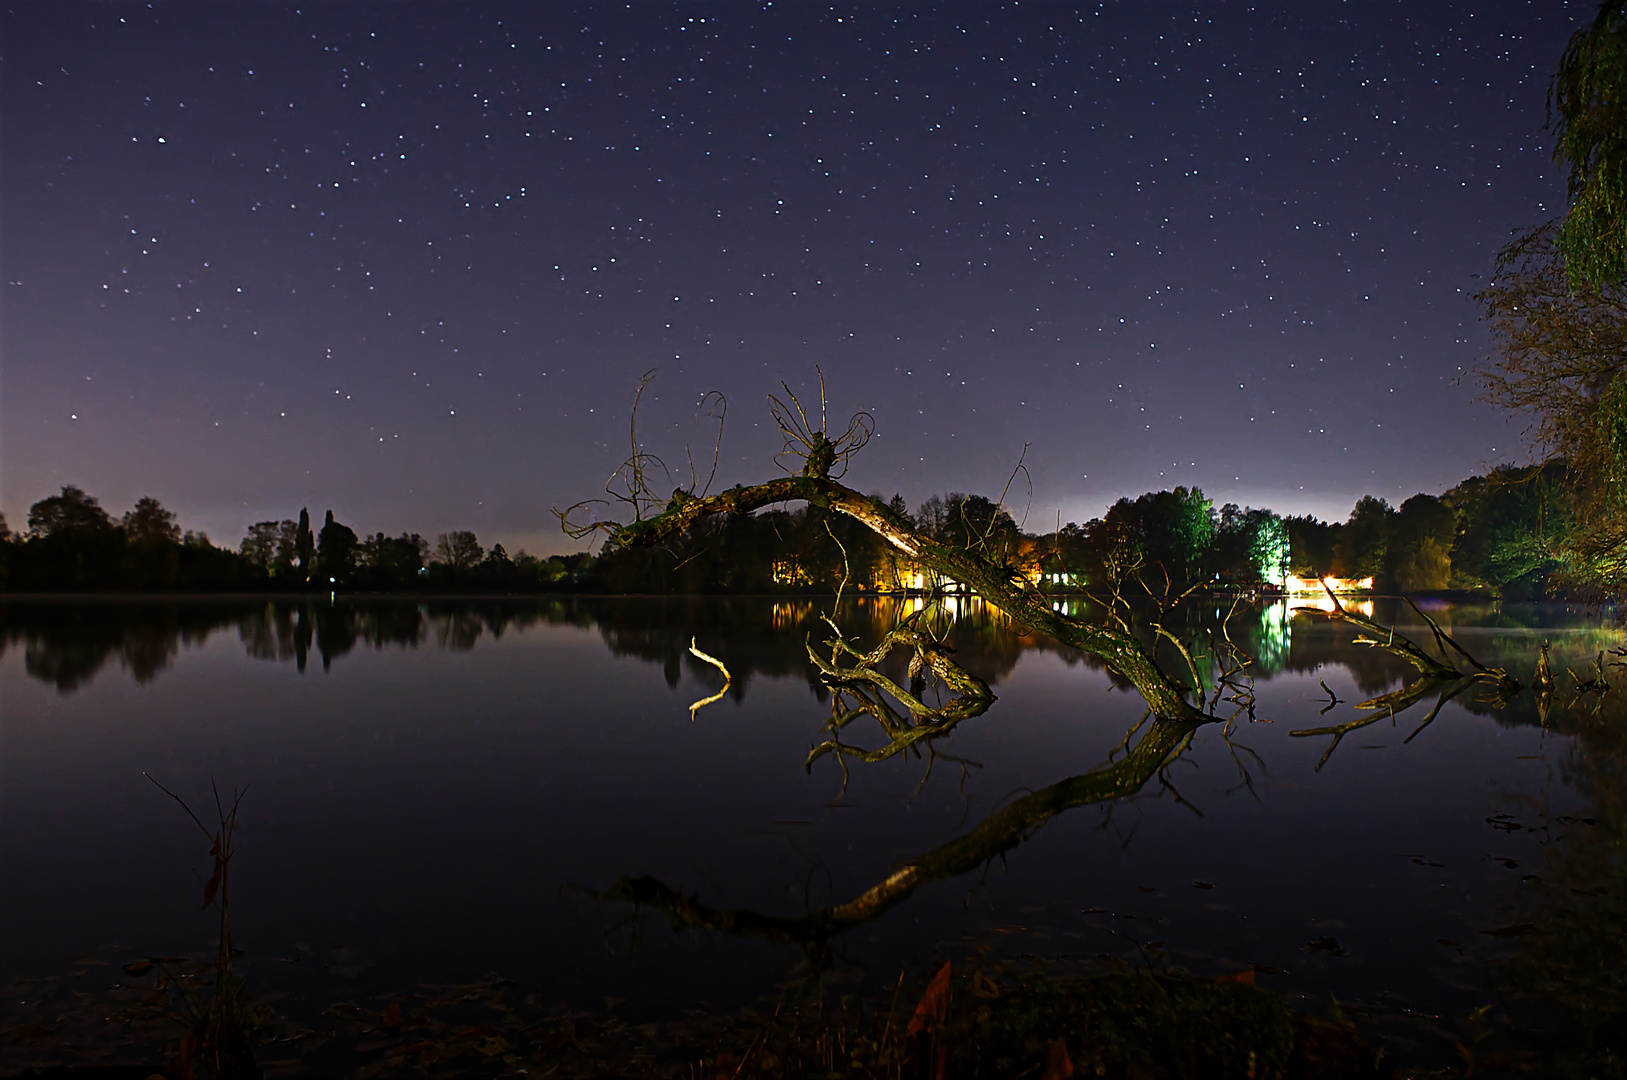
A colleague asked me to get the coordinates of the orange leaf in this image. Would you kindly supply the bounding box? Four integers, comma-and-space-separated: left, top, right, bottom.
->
199, 860, 224, 911
906, 960, 952, 1037
1215, 969, 1255, 985
381, 1001, 401, 1028
1041, 1038, 1075, 1080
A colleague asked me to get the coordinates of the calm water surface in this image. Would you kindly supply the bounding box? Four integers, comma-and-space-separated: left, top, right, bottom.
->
2, 595, 1623, 1066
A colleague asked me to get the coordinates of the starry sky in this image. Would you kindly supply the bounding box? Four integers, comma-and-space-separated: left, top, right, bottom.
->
1, 2, 1584, 555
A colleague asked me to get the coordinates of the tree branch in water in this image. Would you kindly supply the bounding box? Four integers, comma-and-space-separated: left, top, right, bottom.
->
595, 713, 1197, 945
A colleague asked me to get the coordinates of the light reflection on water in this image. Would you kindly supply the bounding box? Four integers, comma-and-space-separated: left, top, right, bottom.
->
1, 595, 1623, 1068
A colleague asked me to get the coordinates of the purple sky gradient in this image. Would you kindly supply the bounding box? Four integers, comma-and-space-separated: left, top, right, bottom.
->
2, 2, 1579, 555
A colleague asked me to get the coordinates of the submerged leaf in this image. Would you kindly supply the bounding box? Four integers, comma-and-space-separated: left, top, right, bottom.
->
1041, 1037, 1075, 1080
200, 859, 225, 910
907, 960, 952, 1037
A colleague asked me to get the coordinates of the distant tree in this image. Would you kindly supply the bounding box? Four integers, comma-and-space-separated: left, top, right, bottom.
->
0, 512, 11, 542
316, 510, 359, 583
295, 509, 315, 582
122, 497, 182, 545
914, 494, 949, 540
240, 520, 298, 575
1333, 496, 1395, 579
887, 493, 912, 526
434, 530, 483, 570
119, 496, 183, 589
1390, 494, 1457, 592
1285, 515, 1340, 578
941, 494, 1021, 559
28, 486, 115, 538
357, 532, 428, 585
1105, 487, 1214, 586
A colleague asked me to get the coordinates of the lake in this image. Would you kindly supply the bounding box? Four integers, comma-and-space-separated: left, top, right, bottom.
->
2, 594, 1624, 1073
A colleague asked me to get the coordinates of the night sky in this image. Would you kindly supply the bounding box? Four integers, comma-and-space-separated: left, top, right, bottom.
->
2, 2, 1584, 555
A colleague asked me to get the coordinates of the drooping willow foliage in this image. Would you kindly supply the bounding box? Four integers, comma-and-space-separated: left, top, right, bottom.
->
1477, 225, 1627, 597
1552, 0, 1627, 289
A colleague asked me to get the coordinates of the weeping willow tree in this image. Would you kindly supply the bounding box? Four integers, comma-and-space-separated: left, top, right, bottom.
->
1474, 1, 1627, 599
1552, 0, 1627, 290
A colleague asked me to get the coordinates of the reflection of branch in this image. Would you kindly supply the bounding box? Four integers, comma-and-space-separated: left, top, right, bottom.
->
805, 616, 995, 767
1289, 678, 1464, 770
1354, 674, 1449, 716
597, 715, 1198, 944
1402, 681, 1472, 744
686, 637, 732, 721
1288, 710, 1387, 772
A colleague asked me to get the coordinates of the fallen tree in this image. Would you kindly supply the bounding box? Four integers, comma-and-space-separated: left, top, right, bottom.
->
571, 378, 1583, 953
571, 385, 1206, 724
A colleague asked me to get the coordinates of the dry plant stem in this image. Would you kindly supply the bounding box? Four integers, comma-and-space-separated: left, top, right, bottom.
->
600, 714, 1198, 943
143, 774, 259, 1080
1534, 641, 1557, 691
612, 474, 1203, 722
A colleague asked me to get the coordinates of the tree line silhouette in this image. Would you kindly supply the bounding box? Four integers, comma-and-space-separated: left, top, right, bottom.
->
0, 463, 1577, 597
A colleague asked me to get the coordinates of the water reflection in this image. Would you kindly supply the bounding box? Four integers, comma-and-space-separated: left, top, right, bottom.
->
600, 712, 1197, 959
3, 594, 1625, 1072
3, 595, 1619, 706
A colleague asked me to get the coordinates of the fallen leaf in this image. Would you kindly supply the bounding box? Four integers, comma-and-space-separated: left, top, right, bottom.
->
1041, 1037, 1075, 1080
200, 860, 225, 911
907, 961, 952, 1037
